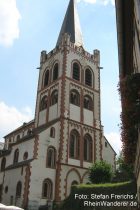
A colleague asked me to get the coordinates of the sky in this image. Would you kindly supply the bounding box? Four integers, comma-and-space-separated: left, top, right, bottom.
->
0, 0, 122, 154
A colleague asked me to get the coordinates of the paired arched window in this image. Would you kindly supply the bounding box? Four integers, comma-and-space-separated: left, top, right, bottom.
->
70, 90, 80, 106
1, 157, 6, 172
42, 179, 53, 199
72, 62, 80, 81
13, 149, 19, 164
16, 181, 22, 197
85, 69, 92, 87
84, 95, 93, 110
53, 63, 58, 81
69, 130, 80, 159
44, 70, 49, 87
84, 134, 92, 162
50, 90, 58, 106
40, 95, 47, 111
50, 127, 55, 138
46, 147, 56, 168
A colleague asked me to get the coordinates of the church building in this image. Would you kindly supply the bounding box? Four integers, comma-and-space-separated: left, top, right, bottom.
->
0, 0, 116, 209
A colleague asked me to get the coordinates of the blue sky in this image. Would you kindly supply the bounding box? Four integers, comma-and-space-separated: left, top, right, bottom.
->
0, 0, 121, 153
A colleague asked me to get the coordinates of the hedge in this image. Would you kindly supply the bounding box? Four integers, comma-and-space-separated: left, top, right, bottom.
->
58, 181, 137, 210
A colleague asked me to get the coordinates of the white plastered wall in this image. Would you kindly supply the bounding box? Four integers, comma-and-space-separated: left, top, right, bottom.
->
102, 136, 116, 171
2, 167, 26, 207
28, 122, 60, 210
6, 139, 34, 167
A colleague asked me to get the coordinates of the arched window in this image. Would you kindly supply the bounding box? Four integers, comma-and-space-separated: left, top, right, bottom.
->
16, 181, 22, 197
5, 186, 8, 194
16, 135, 20, 141
1, 157, 6, 172
42, 179, 53, 199
69, 130, 80, 159
23, 152, 28, 160
70, 90, 80, 106
40, 95, 47, 111
50, 90, 58, 106
46, 147, 56, 168
72, 62, 80, 81
13, 149, 19, 164
53, 63, 58, 81
84, 134, 92, 162
85, 69, 92, 87
50, 127, 55, 138
44, 70, 49, 87
84, 95, 93, 110
27, 129, 32, 136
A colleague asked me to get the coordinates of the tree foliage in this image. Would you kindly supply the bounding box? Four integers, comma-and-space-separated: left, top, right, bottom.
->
113, 152, 134, 182
89, 161, 113, 184
118, 73, 140, 164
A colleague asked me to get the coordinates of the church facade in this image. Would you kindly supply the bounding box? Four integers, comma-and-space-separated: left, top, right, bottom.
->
0, 0, 116, 209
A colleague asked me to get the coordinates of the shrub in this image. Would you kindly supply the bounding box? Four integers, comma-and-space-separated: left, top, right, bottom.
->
60, 181, 136, 210
89, 161, 113, 184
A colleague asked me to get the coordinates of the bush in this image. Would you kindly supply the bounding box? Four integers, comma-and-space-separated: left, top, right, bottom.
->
89, 161, 113, 184
60, 181, 136, 210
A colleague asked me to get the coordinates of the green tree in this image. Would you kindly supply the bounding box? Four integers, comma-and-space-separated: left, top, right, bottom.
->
113, 152, 134, 182
89, 161, 113, 184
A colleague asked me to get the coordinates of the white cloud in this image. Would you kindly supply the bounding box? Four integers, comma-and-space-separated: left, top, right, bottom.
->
105, 132, 122, 155
0, 0, 21, 47
77, 0, 115, 6
0, 101, 33, 142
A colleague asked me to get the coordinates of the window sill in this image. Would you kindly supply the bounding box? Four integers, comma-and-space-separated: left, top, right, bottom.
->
70, 103, 80, 107
46, 166, 56, 169
69, 157, 80, 160
83, 160, 92, 163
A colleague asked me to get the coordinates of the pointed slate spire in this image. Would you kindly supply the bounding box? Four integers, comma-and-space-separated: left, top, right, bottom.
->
56, 0, 84, 47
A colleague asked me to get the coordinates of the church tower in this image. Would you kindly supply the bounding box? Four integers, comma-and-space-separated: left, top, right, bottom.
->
34, 0, 102, 202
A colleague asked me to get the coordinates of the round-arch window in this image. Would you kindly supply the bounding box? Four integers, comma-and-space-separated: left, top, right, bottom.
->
84, 134, 92, 162
53, 63, 58, 81
16, 181, 22, 197
1, 157, 6, 172
85, 69, 92, 86
40, 95, 47, 111
5, 186, 8, 193
27, 129, 32, 135
13, 149, 19, 164
69, 130, 80, 159
50, 90, 58, 106
23, 152, 28, 160
72, 63, 80, 81
42, 179, 53, 199
70, 90, 80, 106
84, 95, 93, 110
16, 135, 20, 141
44, 70, 49, 87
